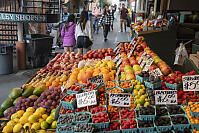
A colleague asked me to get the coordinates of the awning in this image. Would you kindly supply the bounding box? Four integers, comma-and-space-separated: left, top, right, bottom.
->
129, 0, 136, 2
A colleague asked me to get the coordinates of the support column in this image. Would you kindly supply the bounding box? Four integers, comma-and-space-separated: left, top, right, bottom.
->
160, 0, 165, 14
154, 0, 157, 15
140, 0, 144, 11
136, 0, 140, 13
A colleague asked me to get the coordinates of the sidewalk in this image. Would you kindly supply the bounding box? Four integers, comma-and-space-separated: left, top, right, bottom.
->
0, 15, 131, 104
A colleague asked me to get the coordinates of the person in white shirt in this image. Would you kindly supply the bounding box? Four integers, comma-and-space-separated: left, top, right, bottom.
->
75, 10, 94, 55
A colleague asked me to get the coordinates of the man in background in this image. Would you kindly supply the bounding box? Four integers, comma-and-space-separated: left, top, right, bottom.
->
92, 3, 102, 34
120, 4, 128, 32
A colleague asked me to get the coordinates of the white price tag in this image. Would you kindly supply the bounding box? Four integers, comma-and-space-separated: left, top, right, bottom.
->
140, 55, 150, 69
143, 58, 154, 72
157, 15, 163, 19
61, 85, 65, 92
76, 90, 97, 108
182, 75, 199, 91
116, 68, 120, 81
149, 68, 163, 78
114, 45, 119, 52
115, 47, 121, 54
105, 56, 112, 60
155, 90, 177, 105
138, 52, 146, 64
130, 37, 136, 45
88, 74, 104, 84
113, 54, 120, 62
109, 93, 131, 107
116, 57, 123, 67
154, 20, 158, 26
128, 43, 138, 58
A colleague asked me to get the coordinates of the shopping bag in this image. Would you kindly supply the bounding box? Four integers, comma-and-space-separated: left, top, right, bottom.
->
174, 43, 188, 66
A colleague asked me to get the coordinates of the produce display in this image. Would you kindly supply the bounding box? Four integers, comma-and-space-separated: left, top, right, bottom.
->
0, 37, 199, 133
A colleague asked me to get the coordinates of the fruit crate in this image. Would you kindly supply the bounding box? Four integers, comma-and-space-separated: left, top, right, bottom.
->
188, 102, 199, 117
99, 120, 121, 133
105, 81, 119, 89
120, 119, 138, 133
73, 123, 94, 133
82, 83, 102, 92
119, 109, 137, 120
119, 80, 134, 93
170, 114, 191, 131
67, 83, 85, 94
57, 114, 75, 127
74, 112, 92, 124
138, 106, 156, 121
192, 123, 199, 130
56, 128, 74, 133
137, 120, 155, 133
91, 105, 108, 115
106, 86, 124, 94
92, 113, 110, 129
165, 82, 182, 90
144, 81, 162, 89
155, 116, 172, 132
167, 105, 186, 115
143, 27, 148, 31
136, 75, 149, 83
61, 95, 77, 110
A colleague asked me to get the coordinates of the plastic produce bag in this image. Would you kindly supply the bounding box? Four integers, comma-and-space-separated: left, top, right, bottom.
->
174, 43, 188, 66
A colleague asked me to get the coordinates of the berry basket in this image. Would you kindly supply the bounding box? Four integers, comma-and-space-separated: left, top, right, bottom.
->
74, 112, 92, 124
136, 75, 149, 83
119, 80, 134, 93
106, 86, 124, 94
165, 82, 182, 90
188, 102, 199, 117
91, 105, 108, 115
144, 81, 162, 89
56, 128, 74, 133
167, 105, 186, 115
170, 114, 191, 131
137, 119, 155, 133
92, 113, 110, 129
61, 95, 77, 110
105, 81, 119, 89
99, 120, 121, 133
74, 123, 94, 133
192, 123, 199, 130
138, 106, 156, 121
82, 83, 102, 92
155, 116, 172, 132
120, 119, 138, 133
57, 114, 75, 127
67, 83, 84, 94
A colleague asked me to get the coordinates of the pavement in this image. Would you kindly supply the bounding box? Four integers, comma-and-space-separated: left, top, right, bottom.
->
0, 14, 131, 105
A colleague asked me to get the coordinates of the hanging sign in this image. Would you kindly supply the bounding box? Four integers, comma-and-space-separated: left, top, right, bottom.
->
128, 43, 138, 58
87, 74, 104, 84
76, 90, 97, 108
138, 52, 146, 64
140, 55, 150, 69
149, 68, 163, 78
109, 93, 131, 107
182, 75, 199, 91
155, 90, 177, 105
142, 58, 154, 72
0, 13, 47, 23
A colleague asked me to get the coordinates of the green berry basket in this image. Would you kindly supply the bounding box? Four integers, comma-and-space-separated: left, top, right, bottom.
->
165, 82, 182, 90
74, 112, 92, 124
188, 102, 199, 117
61, 95, 77, 110
136, 75, 149, 83
120, 119, 138, 133
167, 105, 186, 115
105, 81, 119, 89
170, 114, 191, 131
119, 109, 137, 120
119, 80, 134, 93
137, 119, 155, 133
66, 83, 85, 94
99, 120, 121, 133
106, 86, 124, 95
57, 114, 75, 127
74, 123, 94, 133
92, 113, 110, 129
56, 127, 74, 133
91, 105, 108, 115
138, 106, 156, 121
144, 81, 162, 89
155, 116, 172, 132
192, 123, 199, 130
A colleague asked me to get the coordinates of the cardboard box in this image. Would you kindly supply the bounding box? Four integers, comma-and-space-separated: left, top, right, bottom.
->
189, 54, 199, 68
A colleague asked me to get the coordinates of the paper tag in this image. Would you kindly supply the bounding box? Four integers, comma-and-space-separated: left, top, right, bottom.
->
61, 85, 65, 92
182, 75, 199, 91
130, 37, 136, 44
114, 45, 119, 52
140, 55, 150, 69
135, 30, 139, 37
138, 52, 146, 64
88, 74, 104, 84
154, 20, 158, 26
155, 90, 177, 105
128, 43, 138, 58
62, 78, 72, 91
116, 68, 120, 81
149, 68, 163, 78
113, 54, 120, 62
76, 90, 97, 108
116, 57, 123, 67
115, 47, 121, 55
105, 56, 112, 60
143, 58, 154, 72
109, 93, 131, 107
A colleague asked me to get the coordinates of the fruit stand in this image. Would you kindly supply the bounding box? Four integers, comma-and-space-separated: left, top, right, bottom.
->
0, 36, 199, 133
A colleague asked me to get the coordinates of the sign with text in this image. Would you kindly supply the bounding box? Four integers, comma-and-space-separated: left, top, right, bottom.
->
113, 54, 120, 62
87, 74, 104, 84
149, 68, 163, 78
115, 47, 121, 55
113, 45, 119, 52
109, 93, 131, 107
105, 56, 112, 60
143, 58, 154, 72
116, 68, 120, 81
116, 57, 124, 67
155, 90, 177, 105
130, 37, 136, 44
76, 91, 97, 108
0, 13, 47, 23
128, 43, 138, 58
140, 55, 150, 68
138, 52, 147, 64
182, 75, 199, 91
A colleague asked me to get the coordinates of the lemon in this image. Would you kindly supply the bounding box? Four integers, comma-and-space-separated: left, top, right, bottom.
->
42, 114, 48, 120
17, 110, 25, 117
39, 118, 44, 123
51, 109, 56, 114
11, 113, 17, 120
13, 123, 22, 133
2, 125, 13, 133
23, 111, 33, 117
33, 112, 42, 118
46, 116, 54, 124
7, 120, 16, 127
136, 103, 141, 108
50, 112, 55, 118
13, 118, 20, 123
28, 115, 39, 123
26, 107, 35, 113
19, 116, 29, 125
51, 121, 57, 129
144, 102, 150, 107
31, 122, 40, 130
41, 121, 49, 129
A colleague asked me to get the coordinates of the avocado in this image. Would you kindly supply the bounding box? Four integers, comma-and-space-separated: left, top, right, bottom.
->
8, 88, 22, 99
1, 98, 14, 111
22, 86, 34, 97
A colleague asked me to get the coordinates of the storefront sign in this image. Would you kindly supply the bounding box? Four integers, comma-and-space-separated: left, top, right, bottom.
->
88, 74, 104, 84
109, 93, 131, 107
76, 90, 97, 108
0, 13, 47, 23
155, 90, 177, 105
183, 75, 199, 91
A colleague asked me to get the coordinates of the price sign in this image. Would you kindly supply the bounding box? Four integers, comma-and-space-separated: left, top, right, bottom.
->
155, 90, 177, 105
113, 45, 119, 52
138, 52, 146, 64
154, 20, 158, 26
140, 55, 150, 68
182, 75, 199, 91
115, 47, 121, 55
116, 68, 120, 81
130, 37, 136, 45
143, 58, 154, 72
105, 56, 112, 60
116, 57, 124, 67
113, 54, 120, 62
88, 74, 104, 84
109, 93, 131, 107
149, 68, 163, 78
128, 43, 138, 58
76, 90, 97, 108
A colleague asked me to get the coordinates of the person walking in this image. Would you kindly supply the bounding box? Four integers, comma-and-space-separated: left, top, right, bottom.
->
61, 14, 76, 52
75, 11, 93, 55
120, 4, 128, 32
92, 3, 102, 34
99, 5, 113, 42
110, 6, 115, 31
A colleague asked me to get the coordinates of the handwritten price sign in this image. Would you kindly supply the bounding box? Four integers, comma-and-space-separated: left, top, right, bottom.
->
138, 52, 146, 64
116, 57, 124, 67
113, 54, 120, 62
143, 58, 154, 72
155, 90, 177, 105
128, 43, 138, 58
149, 68, 163, 78
109, 93, 131, 107
76, 90, 97, 108
88, 74, 104, 84
183, 75, 199, 91
140, 55, 150, 69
